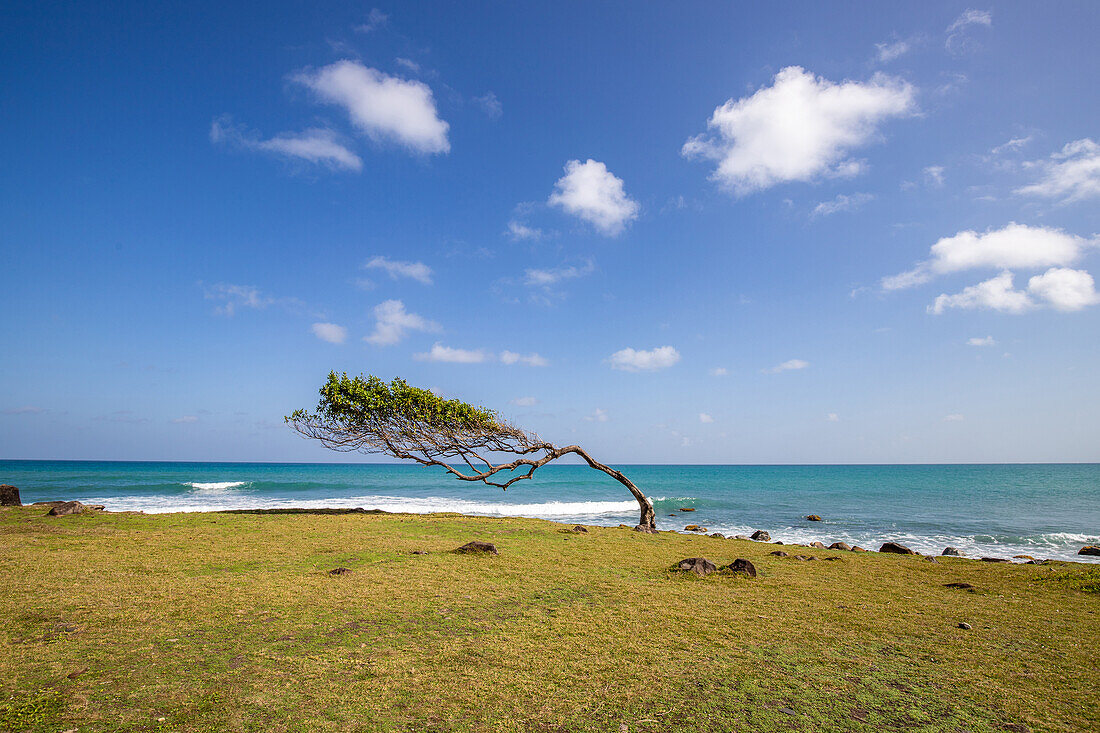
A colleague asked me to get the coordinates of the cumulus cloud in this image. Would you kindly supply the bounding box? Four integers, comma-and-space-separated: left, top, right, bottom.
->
293, 60, 450, 154
812, 192, 873, 217
763, 358, 809, 374
510, 396, 538, 407
875, 40, 910, 62
699, 412, 715, 424
931, 268, 1100, 314
500, 350, 549, 367
946, 9, 992, 53
1016, 139, 1100, 203
548, 159, 639, 236
584, 408, 609, 423
364, 256, 433, 285
608, 346, 681, 372
929, 272, 1033, 314
364, 300, 440, 345
681, 66, 915, 195
1027, 267, 1100, 311
967, 336, 996, 346
414, 343, 489, 364
210, 117, 362, 171
311, 322, 347, 344
883, 223, 1095, 291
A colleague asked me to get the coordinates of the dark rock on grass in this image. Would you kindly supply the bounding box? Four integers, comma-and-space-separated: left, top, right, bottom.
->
724, 558, 757, 577
944, 582, 976, 590
823, 556, 844, 562
980, 557, 1009, 563
942, 547, 961, 556
809, 541, 827, 549
709, 532, 725, 539
633, 525, 658, 534
675, 557, 717, 577
684, 525, 706, 532
879, 541, 916, 555
570, 525, 589, 533
679, 507, 696, 512
0, 484, 21, 506
770, 550, 789, 557
1079, 545, 1100, 556
829, 542, 852, 551
773, 541, 784, 545
409, 550, 428, 555
851, 546, 868, 552
958, 622, 972, 630
793, 555, 817, 561
750, 530, 771, 541
328, 567, 353, 576
47, 501, 96, 516
805, 514, 822, 521
453, 541, 499, 556
923, 556, 939, 563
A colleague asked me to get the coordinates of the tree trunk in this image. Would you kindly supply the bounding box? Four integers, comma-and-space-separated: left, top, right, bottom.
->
560, 446, 656, 531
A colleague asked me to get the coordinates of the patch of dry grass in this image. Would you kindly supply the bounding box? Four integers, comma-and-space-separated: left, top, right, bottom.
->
1, 507, 1097, 732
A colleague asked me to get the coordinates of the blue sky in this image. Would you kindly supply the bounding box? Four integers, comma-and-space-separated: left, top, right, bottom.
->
2, 1, 1098, 463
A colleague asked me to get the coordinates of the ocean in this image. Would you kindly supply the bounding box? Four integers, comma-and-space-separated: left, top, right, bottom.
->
3, 460, 1098, 562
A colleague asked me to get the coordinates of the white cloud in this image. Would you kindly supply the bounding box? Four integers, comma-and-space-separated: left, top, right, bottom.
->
548, 159, 640, 236
875, 40, 910, 62
699, 412, 714, 424
355, 8, 389, 33
524, 260, 595, 287
884, 223, 1095, 290
507, 220, 543, 241
681, 66, 915, 195
394, 58, 420, 74
608, 346, 681, 372
812, 192, 873, 217
967, 336, 996, 346
946, 9, 992, 53
923, 165, 945, 186
991, 136, 1032, 155
763, 358, 809, 374
203, 283, 273, 316
510, 396, 538, 407
500, 350, 549, 367
293, 60, 450, 154
171, 415, 198, 424
709, 367, 729, 377
929, 272, 1033, 314
584, 408, 609, 423
1027, 267, 1100, 311
311, 322, 347, 344
826, 413, 840, 422
210, 118, 362, 172
1016, 139, 1100, 203
414, 343, 489, 364
475, 91, 503, 120
944, 413, 966, 422
364, 300, 440, 345
364, 256, 433, 285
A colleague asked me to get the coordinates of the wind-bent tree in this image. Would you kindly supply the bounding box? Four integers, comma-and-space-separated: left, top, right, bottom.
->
286, 373, 656, 531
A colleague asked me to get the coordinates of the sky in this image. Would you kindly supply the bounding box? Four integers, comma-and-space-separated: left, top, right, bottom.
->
2, 1, 1098, 463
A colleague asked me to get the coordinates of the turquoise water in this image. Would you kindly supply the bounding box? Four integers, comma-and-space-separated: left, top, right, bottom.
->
2, 461, 1098, 562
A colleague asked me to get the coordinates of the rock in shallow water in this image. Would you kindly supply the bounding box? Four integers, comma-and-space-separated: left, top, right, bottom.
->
1079, 546, 1100, 556
750, 530, 771, 541
942, 547, 960, 556
805, 514, 822, 521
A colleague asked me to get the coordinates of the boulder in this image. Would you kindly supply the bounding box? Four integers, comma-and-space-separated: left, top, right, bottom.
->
879, 541, 916, 555
679, 507, 696, 512
770, 550, 789, 557
750, 530, 771, 542
633, 525, 658, 534
942, 547, 960, 556
850, 546, 867, 552
808, 541, 827, 549
0, 484, 21, 506
774, 541, 784, 545
709, 532, 725, 539
47, 501, 91, 517
684, 525, 706, 532
570, 525, 589, 533
980, 557, 1008, 563
805, 514, 822, 522
676, 557, 717, 577
724, 558, 757, 577
829, 542, 852, 551
733, 535, 750, 541
958, 622, 972, 630
1078, 546, 1100, 557
328, 567, 352, 575
793, 555, 817, 561
453, 541, 498, 556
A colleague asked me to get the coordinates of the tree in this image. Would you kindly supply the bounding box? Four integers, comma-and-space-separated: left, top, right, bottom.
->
286, 373, 657, 531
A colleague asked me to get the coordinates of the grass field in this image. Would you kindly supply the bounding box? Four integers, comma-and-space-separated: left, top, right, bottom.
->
1, 506, 1098, 732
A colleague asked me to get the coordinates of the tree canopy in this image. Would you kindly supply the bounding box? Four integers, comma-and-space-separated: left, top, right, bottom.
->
287, 373, 656, 529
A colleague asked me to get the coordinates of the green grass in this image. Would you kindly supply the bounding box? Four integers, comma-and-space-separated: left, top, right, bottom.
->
1, 507, 1098, 732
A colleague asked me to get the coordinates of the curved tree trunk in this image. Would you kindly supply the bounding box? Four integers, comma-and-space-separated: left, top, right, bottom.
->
559, 446, 656, 531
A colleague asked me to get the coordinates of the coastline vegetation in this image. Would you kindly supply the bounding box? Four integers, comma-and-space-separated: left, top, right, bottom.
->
2, 507, 1098, 732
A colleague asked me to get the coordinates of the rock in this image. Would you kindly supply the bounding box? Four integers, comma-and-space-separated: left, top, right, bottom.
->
571, 525, 589, 533
47, 501, 91, 516
850, 546, 867, 552
618, 524, 631, 529
795, 555, 818, 561
1025, 559, 1045, 565
633, 525, 658, 534
879, 541, 916, 555
453, 541, 498, 556
676, 557, 717, 577
724, 558, 757, 577
805, 514, 822, 521
829, 542, 852, 551
923, 556, 939, 563
679, 507, 696, 512
773, 541, 784, 545
410, 550, 428, 555
733, 535, 750, 541
0, 484, 21, 506
1078, 546, 1100, 556
823, 556, 843, 561
750, 530, 771, 541
942, 547, 960, 556
944, 582, 975, 590
958, 622, 972, 630
328, 567, 352, 575
809, 541, 827, 549
770, 550, 789, 557
683, 525, 707, 532
709, 532, 725, 539
33, 500, 69, 507
980, 557, 1008, 563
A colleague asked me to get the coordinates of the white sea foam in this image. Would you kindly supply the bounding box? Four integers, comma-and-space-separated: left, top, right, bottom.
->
183, 481, 250, 491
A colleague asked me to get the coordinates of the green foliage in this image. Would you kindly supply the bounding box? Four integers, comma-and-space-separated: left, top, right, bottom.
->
287, 372, 501, 432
